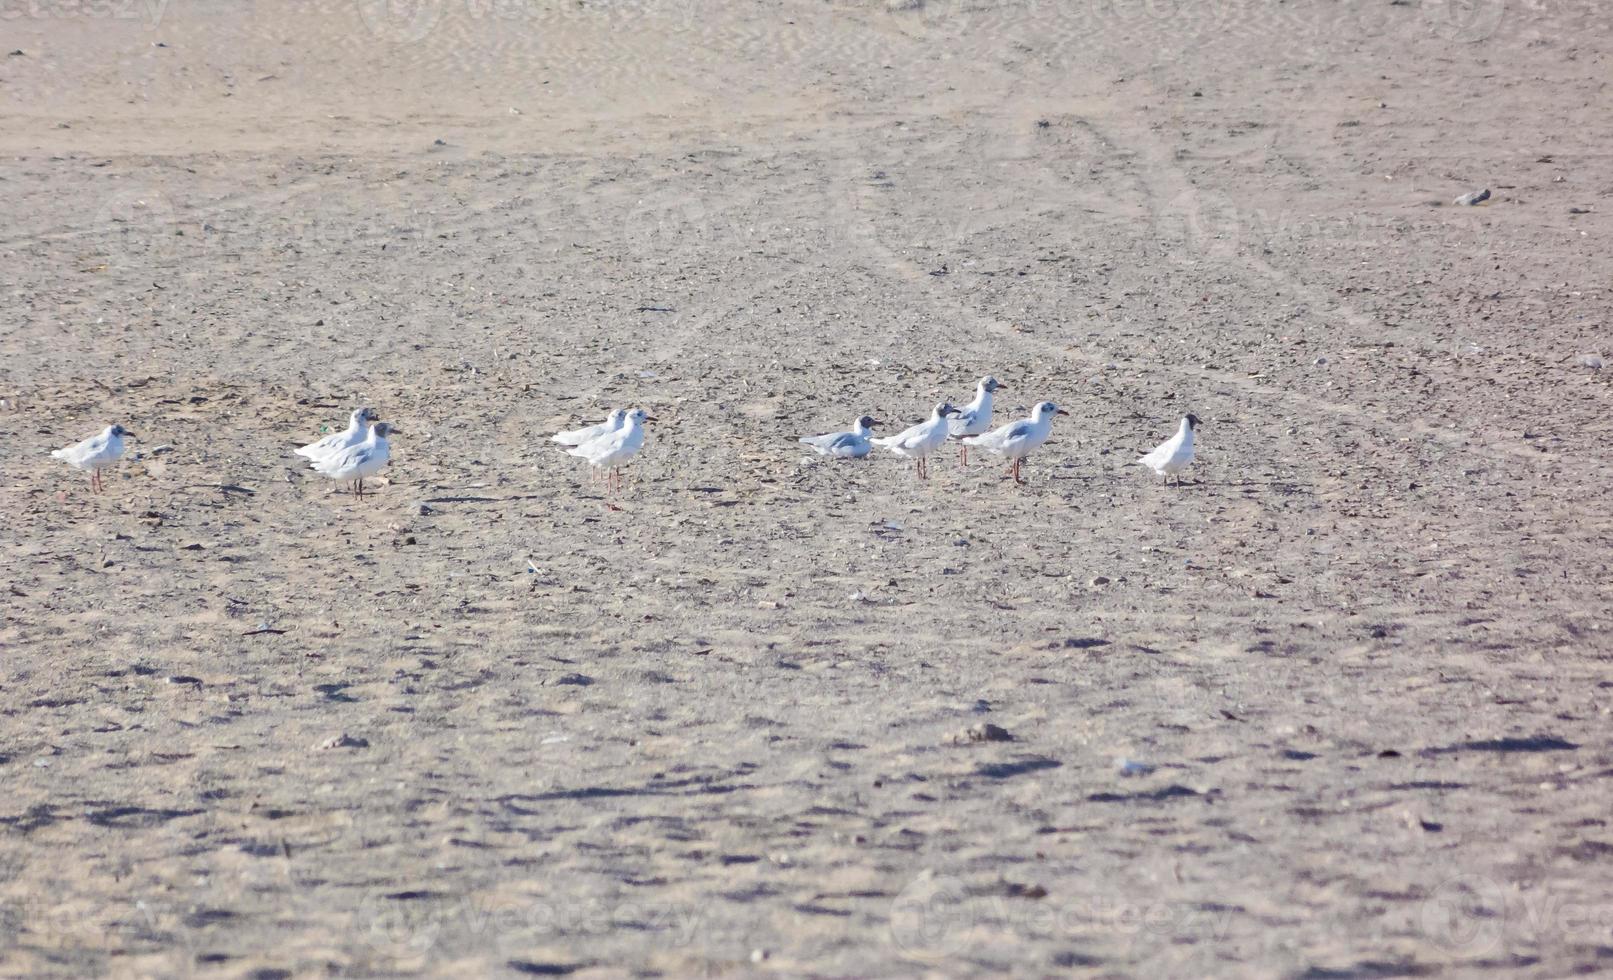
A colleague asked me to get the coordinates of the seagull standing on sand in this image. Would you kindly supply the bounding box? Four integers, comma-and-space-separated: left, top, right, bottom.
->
1137, 414, 1199, 485
552, 409, 626, 448
948, 376, 1005, 464
799, 415, 883, 459
871, 402, 960, 481
567, 407, 654, 502
962, 400, 1067, 484
311, 421, 396, 498
296, 407, 374, 462
51, 424, 134, 493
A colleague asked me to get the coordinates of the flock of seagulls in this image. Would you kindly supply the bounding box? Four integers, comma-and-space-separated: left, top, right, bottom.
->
46, 375, 1201, 498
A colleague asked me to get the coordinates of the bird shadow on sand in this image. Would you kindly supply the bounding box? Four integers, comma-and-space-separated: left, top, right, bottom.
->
496, 771, 763, 811
1420, 736, 1579, 756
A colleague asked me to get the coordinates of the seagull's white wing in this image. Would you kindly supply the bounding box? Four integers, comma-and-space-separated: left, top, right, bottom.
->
296, 431, 348, 459
1137, 433, 1179, 469
53, 432, 110, 466
799, 432, 840, 454
553, 421, 607, 446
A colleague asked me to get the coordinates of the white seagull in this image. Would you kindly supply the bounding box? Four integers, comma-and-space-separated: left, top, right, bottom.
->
52, 424, 134, 493
1137, 414, 1200, 485
963, 400, 1067, 484
566, 407, 654, 503
296, 407, 374, 462
310, 421, 396, 498
799, 415, 883, 459
947, 376, 1005, 465
552, 409, 627, 447
871, 402, 960, 481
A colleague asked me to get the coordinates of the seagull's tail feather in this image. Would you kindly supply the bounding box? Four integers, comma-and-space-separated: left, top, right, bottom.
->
49, 448, 67, 460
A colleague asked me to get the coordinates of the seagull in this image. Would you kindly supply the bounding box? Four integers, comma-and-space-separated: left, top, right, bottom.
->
566, 407, 654, 502
51, 424, 133, 493
296, 407, 374, 462
799, 415, 883, 459
871, 402, 960, 480
962, 400, 1067, 484
1137, 414, 1199, 485
310, 421, 396, 498
552, 409, 626, 447
947, 376, 1005, 464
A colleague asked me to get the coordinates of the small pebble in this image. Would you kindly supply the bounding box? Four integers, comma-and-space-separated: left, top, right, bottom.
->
955, 723, 1012, 744
318, 733, 369, 750
1116, 758, 1155, 777
1453, 188, 1491, 206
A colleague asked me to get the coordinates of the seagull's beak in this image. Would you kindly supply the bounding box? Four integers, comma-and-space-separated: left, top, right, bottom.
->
994, 383, 1008, 391
869, 419, 885, 428
643, 416, 659, 422
386, 426, 403, 434
1055, 409, 1068, 416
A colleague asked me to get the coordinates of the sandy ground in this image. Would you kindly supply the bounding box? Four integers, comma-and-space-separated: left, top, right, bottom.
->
3, 0, 1613, 975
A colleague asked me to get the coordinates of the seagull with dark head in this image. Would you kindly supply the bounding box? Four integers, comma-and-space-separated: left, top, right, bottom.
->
871, 402, 960, 481
1137, 414, 1200, 485
311, 420, 397, 498
566, 407, 656, 505
296, 406, 375, 463
800, 415, 883, 459
962, 400, 1066, 484
52, 424, 134, 493
947, 375, 1006, 465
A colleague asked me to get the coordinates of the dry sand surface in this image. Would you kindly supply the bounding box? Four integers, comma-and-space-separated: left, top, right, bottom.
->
3, 0, 1613, 975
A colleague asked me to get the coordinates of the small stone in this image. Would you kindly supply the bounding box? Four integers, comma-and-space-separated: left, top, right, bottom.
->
955, 723, 1012, 744
1576, 354, 1603, 370
1116, 758, 1155, 777
750, 949, 769, 963
1314, 356, 1328, 365
1089, 575, 1111, 586
318, 733, 369, 750
1453, 188, 1491, 206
